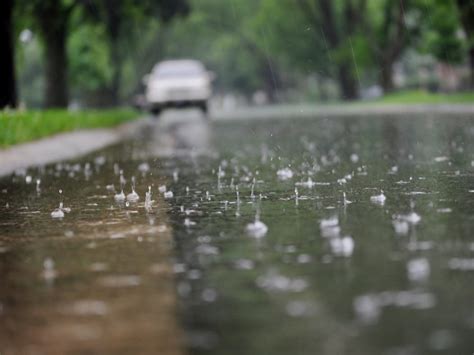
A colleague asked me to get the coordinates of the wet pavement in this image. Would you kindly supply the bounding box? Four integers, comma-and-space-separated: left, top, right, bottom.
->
1, 109, 474, 354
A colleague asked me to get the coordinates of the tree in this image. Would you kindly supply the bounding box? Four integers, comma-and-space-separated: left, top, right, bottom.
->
18, 0, 80, 108
296, 0, 363, 99
456, 0, 474, 88
361, 0, 422, 93
0, 0, 17, 109
170, 0, 283, 102
256, 0, 346, 101
422, 0, 464, 66
258, 0, 466, 97
18, 0, 188, 108
79, 0, 189, 106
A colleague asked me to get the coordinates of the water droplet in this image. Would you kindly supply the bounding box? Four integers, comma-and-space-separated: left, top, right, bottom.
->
370, 190, 386, 205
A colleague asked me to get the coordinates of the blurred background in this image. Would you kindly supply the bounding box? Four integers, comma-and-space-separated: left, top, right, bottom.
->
1, 0, 473, 110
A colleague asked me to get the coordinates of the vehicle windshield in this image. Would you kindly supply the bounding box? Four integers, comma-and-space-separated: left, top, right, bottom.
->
153, 62, 204, 78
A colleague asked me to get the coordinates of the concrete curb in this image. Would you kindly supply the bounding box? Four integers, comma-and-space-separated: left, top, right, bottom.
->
0, 117, 149, 177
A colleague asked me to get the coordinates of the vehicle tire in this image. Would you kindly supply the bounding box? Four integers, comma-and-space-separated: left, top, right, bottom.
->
199, 102, 208, 117
150, 107, 161, 117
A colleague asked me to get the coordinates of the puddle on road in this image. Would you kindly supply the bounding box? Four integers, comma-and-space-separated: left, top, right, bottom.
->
0, 151, 184, 355
1, 113, 474, 354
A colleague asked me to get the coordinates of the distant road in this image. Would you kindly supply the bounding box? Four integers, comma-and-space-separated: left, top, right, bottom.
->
1, 102, 473, 177
210, 102, 474, 121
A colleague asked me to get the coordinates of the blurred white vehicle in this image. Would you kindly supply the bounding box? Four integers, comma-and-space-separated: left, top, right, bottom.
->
144, 59, 213, 116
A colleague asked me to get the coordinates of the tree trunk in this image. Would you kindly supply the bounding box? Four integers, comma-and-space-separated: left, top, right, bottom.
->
262, 59, 279, 103
109, 39, 122, 106
455, 0, 474, 88
380, 59, 395, 93
0, 0, 17, 109
105, 0, 122, 106
338, 65, 358, 100
38, 1, 69, 109
43, 25, 68, 108
319, 0, 359, 100
469, 46, 474, 89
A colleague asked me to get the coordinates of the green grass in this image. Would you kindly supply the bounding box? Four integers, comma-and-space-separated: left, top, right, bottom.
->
375, 89, 474, 104
0, 109, 138, 147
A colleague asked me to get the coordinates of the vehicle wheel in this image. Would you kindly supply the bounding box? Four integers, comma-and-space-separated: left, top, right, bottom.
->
150, 107, 161, 117
199, 102, 208, 117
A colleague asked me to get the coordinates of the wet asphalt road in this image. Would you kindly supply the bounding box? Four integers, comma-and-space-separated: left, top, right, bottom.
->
1, 108, 474, 355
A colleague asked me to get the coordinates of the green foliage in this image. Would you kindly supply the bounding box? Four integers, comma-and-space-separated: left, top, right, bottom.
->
13, 0, 189, 107
12, 0, 473, 106
376, 89, 474, 103
421, 0, 464, 64
162, 0, 270, 95
68, 25, 113, 92
257, 0, 327, 72
0, 109, 137, 146
16, 38, 44, 107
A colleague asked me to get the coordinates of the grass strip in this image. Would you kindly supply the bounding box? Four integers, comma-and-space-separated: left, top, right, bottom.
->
0, 109, 138, 147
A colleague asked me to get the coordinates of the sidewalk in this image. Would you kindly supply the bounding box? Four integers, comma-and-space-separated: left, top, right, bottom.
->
0, 118, 149, 177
